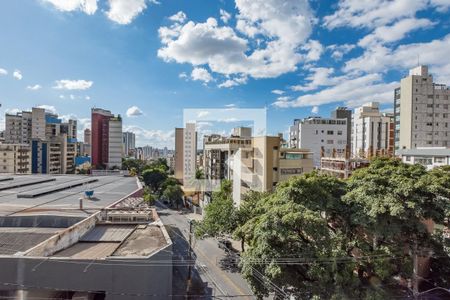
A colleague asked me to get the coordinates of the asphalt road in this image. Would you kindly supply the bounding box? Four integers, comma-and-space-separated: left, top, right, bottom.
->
155, 201, 255, 299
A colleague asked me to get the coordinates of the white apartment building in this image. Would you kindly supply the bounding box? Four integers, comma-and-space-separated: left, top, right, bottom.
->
292, 117, 348, 167
395, 65, 450, 152
107, 117, 123, 169
123, 131, 136, 157
5, 111, 32, 144
397, 148, 450, 170
0, 144, 31, 174
183, 123, 197, 182
353, 102, 395, 158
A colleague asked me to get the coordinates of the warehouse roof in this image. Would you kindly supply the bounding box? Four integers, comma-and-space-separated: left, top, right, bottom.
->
0, 175, 139, 217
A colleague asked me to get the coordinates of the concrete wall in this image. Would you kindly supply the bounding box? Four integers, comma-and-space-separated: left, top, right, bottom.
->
0, 246, 172, 300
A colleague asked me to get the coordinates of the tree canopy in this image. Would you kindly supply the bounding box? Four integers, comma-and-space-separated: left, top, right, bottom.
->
142, 168, 168, 192
196, 158, 450, 299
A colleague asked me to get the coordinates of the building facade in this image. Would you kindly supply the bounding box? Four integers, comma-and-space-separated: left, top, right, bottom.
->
91, 108, 122, 169
395, 65, 450, 152
292, 117, 348, 167
397, 148, 450, 170
353, 102, 395, 158
0, 144, 31, 174
83, 128, 91, 156
123, 131, 136, 157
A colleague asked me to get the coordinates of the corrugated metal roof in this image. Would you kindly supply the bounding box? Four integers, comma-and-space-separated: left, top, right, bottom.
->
0, 227, 62, 255
52, 242, 120, 259
80, 225, 135, 242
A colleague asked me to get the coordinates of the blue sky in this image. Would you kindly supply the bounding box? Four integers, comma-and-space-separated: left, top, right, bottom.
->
0, 0, 449, 148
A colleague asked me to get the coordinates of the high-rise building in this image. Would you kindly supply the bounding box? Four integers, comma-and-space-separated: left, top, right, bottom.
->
394, 65, 450, 151
0, 144, 31, 174
108, 116, 123, 169
83, 128, 91, 156
174, 124, 197, 182
123, 131, 136, 157
91, 108, 122, 169
290, 116, 348, 167
331, 107, 352, 149
353, 102, 395, 158
31, 107, 46, 140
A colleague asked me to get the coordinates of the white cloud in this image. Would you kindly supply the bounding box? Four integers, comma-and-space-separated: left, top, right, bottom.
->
344, 34, 450, 83
311, 106, 319, 114
85, 96, 91, 100
123, 125, 174, 148
220, 9, 232, 23
53, 79, 93, 90
191, 67, 213, 83
42, 0, 98, 15
323, 0, 437, 30
0, 68, 7, 76
218, 75, 247, 88
224, 104, 237, 108
302, 40, 324, 62
59, 95, 65, 99
291, 67, 348, 92
326, 44, 355, 60
358, 18, 435, 47
271, 89, 285, 95
169, 11, 187, 23
274, 73, 398, 108
70, 94, 76, 100
106, 0, 157, 25
197, 111, 210, 118
5, 108, 21, 115
179, 72, 188, 79
37, 105, 57, 114
126, 106, 144, 117
13, 70, 22, 80
158, 0, 315, 79
26, 84, 42, 90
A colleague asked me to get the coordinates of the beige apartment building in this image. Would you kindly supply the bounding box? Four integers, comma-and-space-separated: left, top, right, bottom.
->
174, 124, 197, 183
353, 102, 395, 159
202, 129, 313, 206
232, 136, 313, 206
394, 65, 450, 152
0, 144, 31, 174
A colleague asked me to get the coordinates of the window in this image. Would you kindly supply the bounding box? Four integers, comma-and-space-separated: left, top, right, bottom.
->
435, 157, 446, 163
428, 95, 434, 99
426, 122, 433, 126
337, 130, 343, 135
327, 140, 334, 144
444, 104, 449, 109
416, 158, 432, 165
427, 113, 433, 117
427, 104, 433, 108
327, 130, 334, 135
405, 156, 411, 162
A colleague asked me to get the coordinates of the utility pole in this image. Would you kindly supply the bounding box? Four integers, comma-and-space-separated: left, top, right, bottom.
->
187, 219, 193, 290
413, 239, 419, 299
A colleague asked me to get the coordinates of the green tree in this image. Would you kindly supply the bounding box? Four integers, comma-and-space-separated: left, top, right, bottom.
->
160, 177, 179, 192
142, 168, 168, 192
195, 180, 237, 238
162, 184, 184, 209
142, 187, 155, 206
343, 158, 450, 296
238, 173, 360, 299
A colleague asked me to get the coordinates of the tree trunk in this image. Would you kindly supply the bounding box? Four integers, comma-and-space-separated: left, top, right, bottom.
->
241, 238, 245, 252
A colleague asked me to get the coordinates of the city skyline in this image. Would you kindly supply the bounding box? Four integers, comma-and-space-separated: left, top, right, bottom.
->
0, 0, 450, 148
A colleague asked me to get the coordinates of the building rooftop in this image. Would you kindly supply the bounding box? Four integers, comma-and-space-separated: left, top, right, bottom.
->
0, 227, 63, 255
397, 148, 450, 156
0, 175, 139, 218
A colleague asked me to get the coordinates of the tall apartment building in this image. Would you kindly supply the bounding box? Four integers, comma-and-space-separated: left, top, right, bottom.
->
290, 118, 348, 167
174, 124, 197, 183
91, 108, 122, 169
331, 107, 352, 148
123, 131, 136, 157
395, 65, 450, 151
84, 128, 91, 156
235, 136, 313, 206
353, 102, 395, 158
0, 144, 31, 174
5, 108, 77, 174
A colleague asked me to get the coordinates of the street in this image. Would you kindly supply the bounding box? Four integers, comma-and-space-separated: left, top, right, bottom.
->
155, 201, 255, 299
